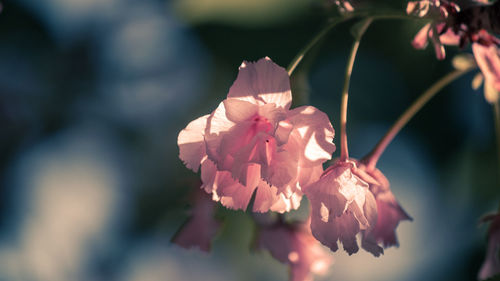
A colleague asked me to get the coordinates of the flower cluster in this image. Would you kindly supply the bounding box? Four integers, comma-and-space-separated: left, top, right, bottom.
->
172, 0, 500, 279
176, 58, 411, 281
408, 0, 500, 102
178, 57, 335, 213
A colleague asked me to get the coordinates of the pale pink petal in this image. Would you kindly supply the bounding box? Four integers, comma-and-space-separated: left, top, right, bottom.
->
252, 180, 303, 213
228, 57, 292, 109
223, 98, 259, 123
253, 181, 277, 213
275, 119, 294, 146
178, 115, 209, 172
205, 101, 237, 163
262, 149, 297, 189
412, 23, 431, 50
270, 191, 303, 213
201, 159, 257, 211
305, 160, 377, 255
479, 215, 500, 280
172, 189, 221, 252
473, 43, 500, 92
200, 157, 217, 195
297, 165, 324, 189
286, 106, 335, 167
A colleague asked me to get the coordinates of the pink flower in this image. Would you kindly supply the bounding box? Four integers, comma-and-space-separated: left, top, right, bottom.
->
178, 57, 335, 213
353, 161, 412, 256
257, 220, 333, 281
171, 188, 221, 252
407, 0, 461, 60
472, 42, 500, 97
303, 160, 377, 255
478, 213, 500, 280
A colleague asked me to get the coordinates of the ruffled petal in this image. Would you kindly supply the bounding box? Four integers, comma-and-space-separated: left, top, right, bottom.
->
287, 106, 335, 167
178, 115, 209, 172
201, 159, 257, 211
205, 101, 236, 163
228, 57, 292, 109
305, 160, 377, 255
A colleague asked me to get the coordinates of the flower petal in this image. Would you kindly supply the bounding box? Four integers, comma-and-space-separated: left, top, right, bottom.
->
223, 98, 259, 123
287, 106, 335, 167
228, 57, 292, 109
473, 43, 500, 92
178, 115, 209, 172
412, 23, 431, 50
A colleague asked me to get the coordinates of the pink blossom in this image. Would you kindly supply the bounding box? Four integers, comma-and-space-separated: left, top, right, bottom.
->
407, 0, 462, 60
478, 213, 500, 280
411, 22, 461, 60
472, 42, 500, 94
178, 57, 335, 213
257, 220, 333, 281
304, 160, 377, 255
171, 188, 221, 252
353, 161, 412, 256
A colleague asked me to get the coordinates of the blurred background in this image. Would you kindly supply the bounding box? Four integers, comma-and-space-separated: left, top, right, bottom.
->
0, 0, 498, 280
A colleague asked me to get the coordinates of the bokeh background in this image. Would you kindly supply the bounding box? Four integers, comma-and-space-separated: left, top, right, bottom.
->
0, 0, 498, 280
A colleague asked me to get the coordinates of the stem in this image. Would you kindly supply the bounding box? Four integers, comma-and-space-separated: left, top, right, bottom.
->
286, 10, 421, 76
494, 100, 500, 172
363, 68, 474, 170
339, 18, 373, 162
287, 17, 351, 76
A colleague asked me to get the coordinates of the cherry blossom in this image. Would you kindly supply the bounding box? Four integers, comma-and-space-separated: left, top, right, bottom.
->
178, 57, 335, 213
257, 220, 333, 281
171, 188, 221, 252
478, 213, 500, 280
303, 159, 377, 255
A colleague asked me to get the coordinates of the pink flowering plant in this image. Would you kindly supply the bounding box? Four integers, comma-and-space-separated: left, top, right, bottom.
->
173, 1, 500, 280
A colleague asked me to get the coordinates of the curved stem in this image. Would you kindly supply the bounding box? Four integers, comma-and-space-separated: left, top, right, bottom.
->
339, 18, 373, 161
494, 100, 500, 173
363, 68, 474, 170
286, 11, 420, 76
287, 17, 351, 76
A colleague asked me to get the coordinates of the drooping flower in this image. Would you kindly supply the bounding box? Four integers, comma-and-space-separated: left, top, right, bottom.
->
304, 159, 377, 255
178, 57, 335, 213
172, 188, 221, 252
478, 213, 500, 280
257, 220, 333, 281
472, 42, 500, 102
353, 160, 412, 256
